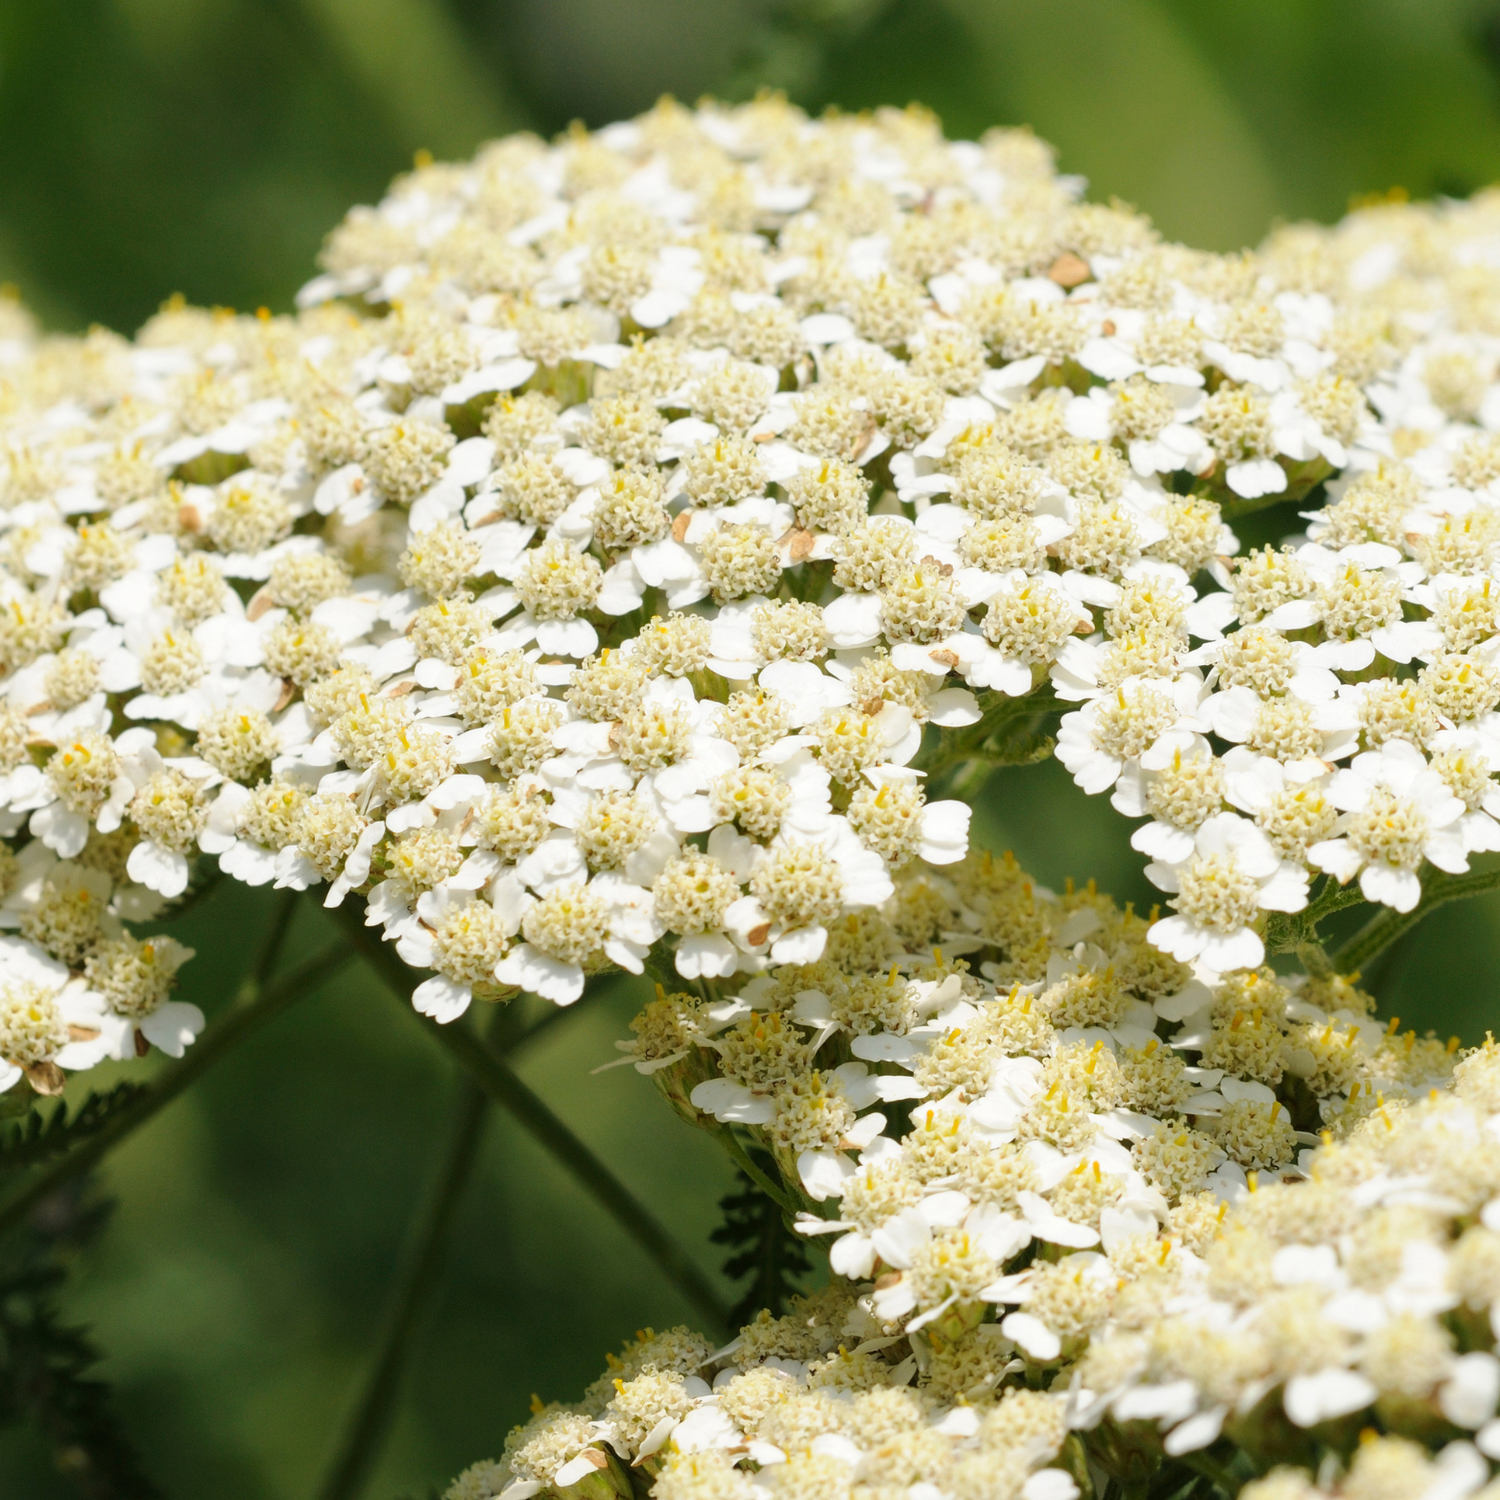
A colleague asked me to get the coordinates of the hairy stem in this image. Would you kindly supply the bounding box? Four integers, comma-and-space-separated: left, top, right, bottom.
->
317, 1068, 492, 1500
0, 928, 350, 1240
1334, 859, 1500, 973
1293, 941, 1331, 978
916, 683, 1062, 792
337, 908, 733, 1335
1263, 875, 1367, 960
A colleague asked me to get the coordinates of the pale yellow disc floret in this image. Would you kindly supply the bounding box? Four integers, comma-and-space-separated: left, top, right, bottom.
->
750, 846, 843, 930
85, 935, 190, 1019
0, 982, 68, 1068
521, 884, 611, 965
47, 731, 120, 816
195, 707, 279, 782
514, 539, 603, 619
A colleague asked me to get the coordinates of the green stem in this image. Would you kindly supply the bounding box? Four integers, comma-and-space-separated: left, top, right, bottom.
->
1294, 941, 1333, 978
338, 909, 733, 1335
0, 938, 351, 1240
915, 682, 1062, 787
316, 1066, 492, 1500
1263, 875, 1367, 959
1176, 1451, 1242, 1497
717, 1128, 801, 1218
253, 886, 302, 986
313, 989, 590, 1498
1334, 859, 1500, 974
425, 1013, 734, 1335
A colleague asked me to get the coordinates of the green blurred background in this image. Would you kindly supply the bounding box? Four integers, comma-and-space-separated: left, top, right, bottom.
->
7, 1, 1500, 1494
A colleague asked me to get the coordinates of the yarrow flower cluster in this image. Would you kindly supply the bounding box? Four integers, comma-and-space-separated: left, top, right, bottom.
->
624, 850, 1461, 1314
0, 95, 1468, 1079
15, 89, 1500, 1500
450, 852, 1500, 1500
1063, 1042, 1500, 1488
451, 1310, 1083, 1500
1043, 201, 1500, 973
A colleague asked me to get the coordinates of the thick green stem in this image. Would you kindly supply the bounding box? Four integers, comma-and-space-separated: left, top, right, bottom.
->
1293, 941, 1332, 978
337, 907, 733, 1335
312, 999, 593, 1499
315, 978, 603, 1497
717, 1128, 801, 1218
1334, 860, 1500, 974
422, 1013, 734, 1334
316, 1068, 491, 1500
0, 932, 350, 1240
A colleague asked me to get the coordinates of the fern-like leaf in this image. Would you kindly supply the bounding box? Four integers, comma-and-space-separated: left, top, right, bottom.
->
710, 1149, 811, 1327
0, 1179, 161, 1497
0, 1084, 149, 1175
0, 1269, 161, 1498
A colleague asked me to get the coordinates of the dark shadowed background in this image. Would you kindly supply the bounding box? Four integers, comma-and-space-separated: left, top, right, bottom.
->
5, 2, 1500, 1494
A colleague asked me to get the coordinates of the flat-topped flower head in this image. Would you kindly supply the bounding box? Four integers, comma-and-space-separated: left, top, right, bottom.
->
34, 98, 1500, 1307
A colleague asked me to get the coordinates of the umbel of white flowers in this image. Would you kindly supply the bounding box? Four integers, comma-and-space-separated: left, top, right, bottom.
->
6, 93, 1500, 1092
453, 856, 1500, 1500
8, 90, 1500, 1499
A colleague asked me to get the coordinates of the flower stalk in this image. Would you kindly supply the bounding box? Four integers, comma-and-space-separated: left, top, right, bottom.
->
334, 902, 733, 1335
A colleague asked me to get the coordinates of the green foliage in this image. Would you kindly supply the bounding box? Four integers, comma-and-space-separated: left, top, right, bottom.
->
709, 1150, 811, 1327
0, 1088, 150, 1178
0, 1184, 159, 1498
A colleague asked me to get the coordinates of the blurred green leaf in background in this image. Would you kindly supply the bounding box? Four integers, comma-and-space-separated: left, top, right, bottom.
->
8, 1, 1500, 1494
